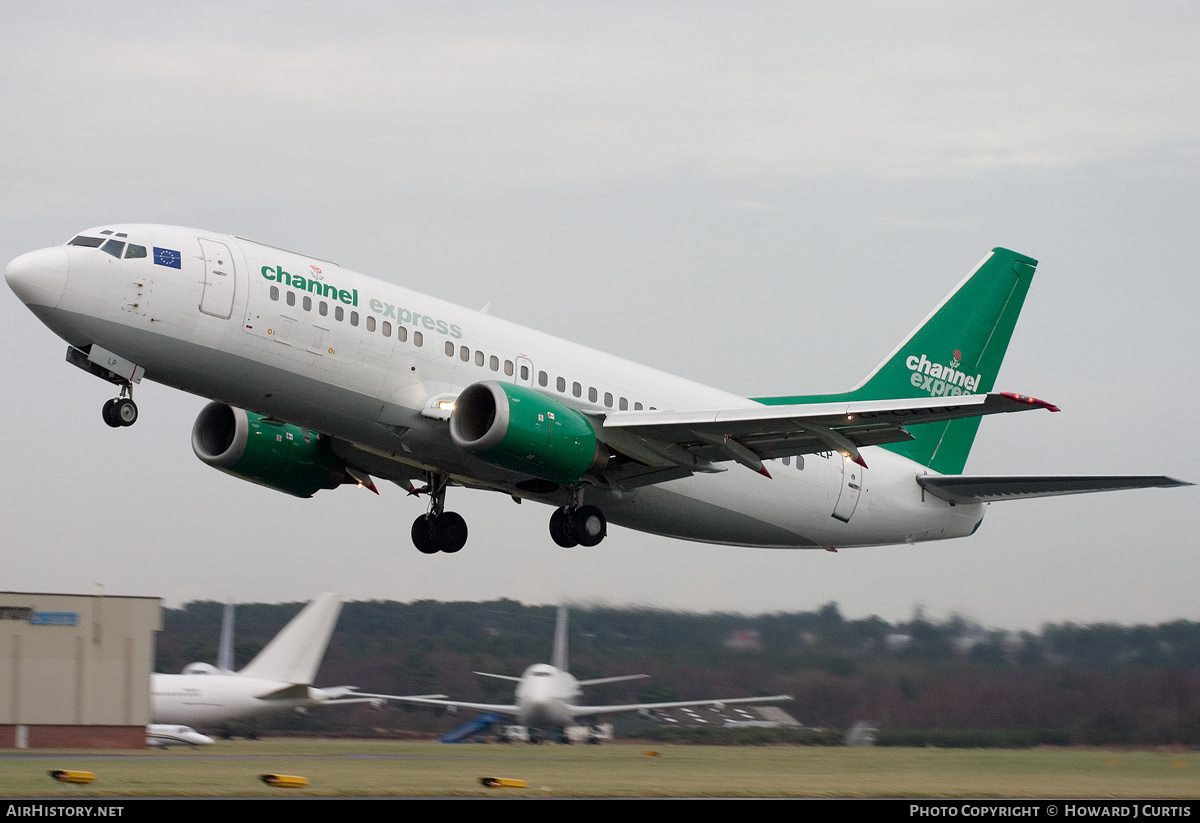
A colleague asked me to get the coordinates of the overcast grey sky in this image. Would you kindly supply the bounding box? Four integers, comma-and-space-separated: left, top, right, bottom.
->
2, 2, 1197, 629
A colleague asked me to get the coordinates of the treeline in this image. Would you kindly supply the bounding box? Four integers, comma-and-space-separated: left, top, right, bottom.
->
156, 599, 1200, 744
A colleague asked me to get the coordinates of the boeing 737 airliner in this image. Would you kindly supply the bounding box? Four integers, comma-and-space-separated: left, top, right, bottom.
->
5, 225, 1187, 553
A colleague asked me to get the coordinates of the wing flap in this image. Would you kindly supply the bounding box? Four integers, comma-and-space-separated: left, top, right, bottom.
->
600, 393, 1057, 474
918, 475, 1192, 504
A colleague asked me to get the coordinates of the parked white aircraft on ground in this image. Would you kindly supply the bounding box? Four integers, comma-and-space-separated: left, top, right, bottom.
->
398, 606, 791, 740
4, 226, 1187, 553
152, 593, 440, 727
146, 724, 214, 748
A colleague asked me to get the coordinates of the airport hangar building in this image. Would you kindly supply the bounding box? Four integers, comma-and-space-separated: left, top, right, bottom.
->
0, 591, 161, 748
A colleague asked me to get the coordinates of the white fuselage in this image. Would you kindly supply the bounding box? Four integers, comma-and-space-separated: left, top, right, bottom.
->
512, 663, 585, 729
151, 672, 330, 726
6, 224, 986, 549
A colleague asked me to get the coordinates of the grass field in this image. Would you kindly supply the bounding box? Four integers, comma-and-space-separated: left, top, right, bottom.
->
1, 740, 1197, 798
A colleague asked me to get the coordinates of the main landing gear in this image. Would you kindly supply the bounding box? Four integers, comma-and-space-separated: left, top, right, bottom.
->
411, 472, 468, 554
101, 385, 138, 428
548, 504, 607, 548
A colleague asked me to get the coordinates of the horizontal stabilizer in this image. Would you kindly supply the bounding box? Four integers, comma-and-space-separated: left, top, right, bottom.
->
917, 475, 1192, 504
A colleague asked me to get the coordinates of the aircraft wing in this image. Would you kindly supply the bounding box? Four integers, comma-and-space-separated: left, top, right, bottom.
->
373, 696, 521, 718
599, 393, 1057, 475
576, 674, 651, 687
569, 694, 792, 720
319, 688, 449, 705
917, 475, 1193, 504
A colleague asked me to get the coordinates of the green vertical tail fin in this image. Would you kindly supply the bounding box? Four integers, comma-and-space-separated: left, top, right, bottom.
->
754, 248, 1038, 474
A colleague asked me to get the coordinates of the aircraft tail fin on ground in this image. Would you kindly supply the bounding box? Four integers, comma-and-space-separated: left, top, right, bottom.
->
755, 248, 1038, 474
216, 599, 235, 673
552, 605, 568, 672
237, 593, 342, 685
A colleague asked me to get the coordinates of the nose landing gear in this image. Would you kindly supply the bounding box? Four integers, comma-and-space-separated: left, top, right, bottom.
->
101, 387, 138, 428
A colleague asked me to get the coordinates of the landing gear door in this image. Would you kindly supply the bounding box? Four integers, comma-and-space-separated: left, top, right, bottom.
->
198, 238, 236, 319
831, 457, 863, 523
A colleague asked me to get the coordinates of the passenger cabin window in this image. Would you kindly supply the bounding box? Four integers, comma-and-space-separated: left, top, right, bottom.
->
319, 301, 328, 316
335, 306, 344, 321
413, 331, 423, 346
489, 355, 499, 371
538, 370, 547, 386
604, 392, 613, 408
270, 286, 279, 301
588, 387, 598, 403
572, 381, 581, 397
460, 346, 469, 361
475, 351, 484, 366
303, 296, 312, 311
366, 316, 376, 332
619, 397, 628, 410
382, 321, 392, 337
505, 360, 514, 376
445, 341, 455, 356
286, 292, 296, 307
350, 311, 359, 326
634, 402, 643, 410
397, 326, 408, 342
557, 377, 566, 392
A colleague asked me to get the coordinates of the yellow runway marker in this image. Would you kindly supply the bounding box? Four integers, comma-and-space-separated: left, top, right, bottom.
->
260, 774, 308, 788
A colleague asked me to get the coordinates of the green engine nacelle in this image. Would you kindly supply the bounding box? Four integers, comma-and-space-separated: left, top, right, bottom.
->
449, 381, 607, 483
191, 402, 345, 498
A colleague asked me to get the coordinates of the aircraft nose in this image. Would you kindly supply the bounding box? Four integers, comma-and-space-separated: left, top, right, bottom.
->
5, 246, 69, 314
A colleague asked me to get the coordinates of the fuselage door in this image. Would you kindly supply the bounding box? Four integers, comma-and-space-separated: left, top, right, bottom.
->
198, 238, 236, 319
831, 457, 863, 523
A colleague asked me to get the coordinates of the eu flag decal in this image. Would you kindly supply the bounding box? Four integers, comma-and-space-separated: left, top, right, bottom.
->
153, 247, 182, 269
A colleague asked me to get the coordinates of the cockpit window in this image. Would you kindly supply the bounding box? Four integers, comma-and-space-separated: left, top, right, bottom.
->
69, 235, 147, 260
